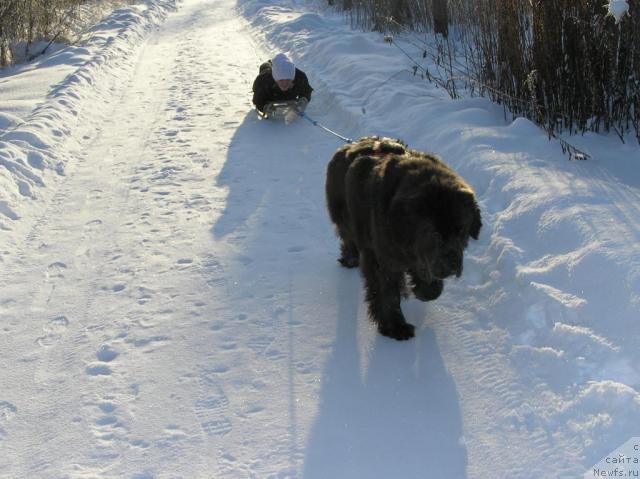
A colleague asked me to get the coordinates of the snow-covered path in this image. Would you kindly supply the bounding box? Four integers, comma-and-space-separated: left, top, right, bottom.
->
3, 1, 467, 477
1, 1, 480, 476
1, 1, 339, 476
2, 0, 640, 477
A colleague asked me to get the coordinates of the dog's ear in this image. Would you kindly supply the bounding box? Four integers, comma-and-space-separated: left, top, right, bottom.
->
387, 177, 424, 240
388, 193, 420, 243
470, 206, 482, 240
463, 191, 482, 240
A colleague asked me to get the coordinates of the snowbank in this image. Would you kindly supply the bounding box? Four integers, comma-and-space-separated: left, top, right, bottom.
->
0, 0, 177, 232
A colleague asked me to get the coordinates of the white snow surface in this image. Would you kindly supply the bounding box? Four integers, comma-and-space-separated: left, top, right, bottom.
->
1, 0, 639, 477
607, 0, 630, 23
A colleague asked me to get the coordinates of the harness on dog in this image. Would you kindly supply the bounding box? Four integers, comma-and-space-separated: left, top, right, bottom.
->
346, 138, 407, 160
368, 140, 406, 158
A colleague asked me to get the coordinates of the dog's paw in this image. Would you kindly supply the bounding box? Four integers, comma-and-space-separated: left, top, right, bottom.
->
378, 321, 415, 341
338, 256, 359, 268
413, 279, 443, 301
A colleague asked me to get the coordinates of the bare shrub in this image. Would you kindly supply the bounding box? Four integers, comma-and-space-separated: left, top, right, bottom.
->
0, 0, 98, 67
333, 0, 639, 142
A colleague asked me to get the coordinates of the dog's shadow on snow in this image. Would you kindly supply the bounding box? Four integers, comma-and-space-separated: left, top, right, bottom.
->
303, 271, 469, 479
213, 110, 467, 478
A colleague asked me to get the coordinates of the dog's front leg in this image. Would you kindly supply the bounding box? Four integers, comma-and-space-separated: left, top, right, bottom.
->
338, 240, 359, 268
361, 250, 415, 340
408, 270, 443, 302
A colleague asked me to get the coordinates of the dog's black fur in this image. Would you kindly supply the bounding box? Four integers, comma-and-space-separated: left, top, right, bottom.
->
326, 136, 482, 340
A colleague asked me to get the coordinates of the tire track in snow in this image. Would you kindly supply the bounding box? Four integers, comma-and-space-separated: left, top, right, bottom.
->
432, 283, 585, 479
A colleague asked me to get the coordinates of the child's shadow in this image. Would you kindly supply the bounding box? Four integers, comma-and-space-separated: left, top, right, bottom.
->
211, 111, 311, 239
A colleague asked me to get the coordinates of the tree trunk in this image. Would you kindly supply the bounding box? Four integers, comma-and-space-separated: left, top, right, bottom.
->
433, 0, 448, 37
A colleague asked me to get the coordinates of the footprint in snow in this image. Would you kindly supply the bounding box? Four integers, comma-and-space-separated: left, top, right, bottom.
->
247, 335, 275, 354
36, 315, 69, 347
86, 365, 112, 376
96, 345, 119, 363
0, 401, 17, 439
46, 262, 67, 280
0, 401, 17, 422
88, 189, 103, 199
157, 425, 189, 446
195, 381, 232, 437
47, 261, 67, 270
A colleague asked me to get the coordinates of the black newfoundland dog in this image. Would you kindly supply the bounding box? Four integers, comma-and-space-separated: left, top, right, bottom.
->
326, 137, 482, 340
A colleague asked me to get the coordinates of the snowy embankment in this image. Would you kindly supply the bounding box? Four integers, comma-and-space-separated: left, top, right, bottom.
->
238, 0, 640, 476
0, 0, 177, 235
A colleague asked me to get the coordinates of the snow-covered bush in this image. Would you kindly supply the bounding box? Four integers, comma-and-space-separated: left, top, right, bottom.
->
333, 0, 639, 142
607, 0, 630, 23
0, 0, 132, 67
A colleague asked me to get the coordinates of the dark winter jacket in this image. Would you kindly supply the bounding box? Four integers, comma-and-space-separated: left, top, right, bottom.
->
252, 61, 313, 113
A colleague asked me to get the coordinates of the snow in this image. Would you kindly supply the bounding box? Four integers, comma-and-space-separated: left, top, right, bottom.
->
607, 0, 630, 23
1, 0, 639, 477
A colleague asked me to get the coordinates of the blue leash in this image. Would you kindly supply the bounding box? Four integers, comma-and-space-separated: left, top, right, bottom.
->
298, 111, 354, 144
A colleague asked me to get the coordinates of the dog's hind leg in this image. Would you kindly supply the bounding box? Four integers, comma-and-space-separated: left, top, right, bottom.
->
360, 250, 415, 340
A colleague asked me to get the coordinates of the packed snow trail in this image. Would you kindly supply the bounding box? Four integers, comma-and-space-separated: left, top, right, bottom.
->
0, 0, 471, 477
0, 0, 339, 476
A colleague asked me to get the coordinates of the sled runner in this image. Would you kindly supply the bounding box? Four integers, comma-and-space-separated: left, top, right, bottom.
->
259, 100, 306, 123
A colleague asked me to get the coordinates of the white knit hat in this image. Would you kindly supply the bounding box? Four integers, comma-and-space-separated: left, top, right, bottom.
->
271, 53, 295, 81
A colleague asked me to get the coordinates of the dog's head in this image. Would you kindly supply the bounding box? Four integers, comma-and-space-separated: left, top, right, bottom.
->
389, 163, 482, 281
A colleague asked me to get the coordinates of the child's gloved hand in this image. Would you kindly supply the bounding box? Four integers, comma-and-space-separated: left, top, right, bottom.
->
263, 103, 275, 117
295, 97, 308, 112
